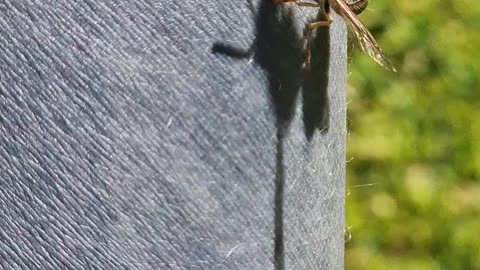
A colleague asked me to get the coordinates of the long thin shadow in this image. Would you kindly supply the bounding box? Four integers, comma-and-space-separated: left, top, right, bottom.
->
273, 128, 285, 270
212, 1, 330, 269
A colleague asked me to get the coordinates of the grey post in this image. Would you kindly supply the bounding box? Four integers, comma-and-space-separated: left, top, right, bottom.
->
0, 0, 346, 269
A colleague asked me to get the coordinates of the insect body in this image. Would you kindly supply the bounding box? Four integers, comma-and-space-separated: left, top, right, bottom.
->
273, 0, 396, 72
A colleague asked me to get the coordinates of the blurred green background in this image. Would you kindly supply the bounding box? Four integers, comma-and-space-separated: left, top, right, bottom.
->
345, 0, 480, 269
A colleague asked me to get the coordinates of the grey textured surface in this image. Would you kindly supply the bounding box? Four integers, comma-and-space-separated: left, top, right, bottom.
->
0, 0, 346, 269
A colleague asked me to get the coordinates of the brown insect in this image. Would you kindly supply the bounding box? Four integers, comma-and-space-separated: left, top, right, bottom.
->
272, 0, 397, 72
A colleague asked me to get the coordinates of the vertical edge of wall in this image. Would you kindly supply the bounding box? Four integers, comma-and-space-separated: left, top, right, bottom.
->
277, 10, 347, 269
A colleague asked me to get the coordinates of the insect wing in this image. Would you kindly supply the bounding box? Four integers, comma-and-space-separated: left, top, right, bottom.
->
332, 0, 396, 71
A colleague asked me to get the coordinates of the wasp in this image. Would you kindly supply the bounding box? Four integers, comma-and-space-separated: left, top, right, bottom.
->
273, 0, 396, 72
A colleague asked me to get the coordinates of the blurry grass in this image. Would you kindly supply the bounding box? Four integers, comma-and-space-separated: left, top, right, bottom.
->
345, 0, 480, 269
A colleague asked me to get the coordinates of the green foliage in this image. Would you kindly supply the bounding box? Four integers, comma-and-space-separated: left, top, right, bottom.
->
345, 0, 480, 269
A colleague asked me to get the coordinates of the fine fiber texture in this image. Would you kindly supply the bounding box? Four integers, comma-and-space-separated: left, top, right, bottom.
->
0, 0, 347, 269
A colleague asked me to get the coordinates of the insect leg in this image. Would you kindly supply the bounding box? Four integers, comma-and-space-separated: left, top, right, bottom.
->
271, 0, 321, 8
304, 13, 333, 70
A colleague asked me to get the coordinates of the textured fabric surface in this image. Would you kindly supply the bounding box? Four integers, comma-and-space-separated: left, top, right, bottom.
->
0, 0, 346, 269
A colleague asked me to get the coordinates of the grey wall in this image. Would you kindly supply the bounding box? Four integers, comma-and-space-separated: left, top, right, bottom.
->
0, 0, 346, 269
